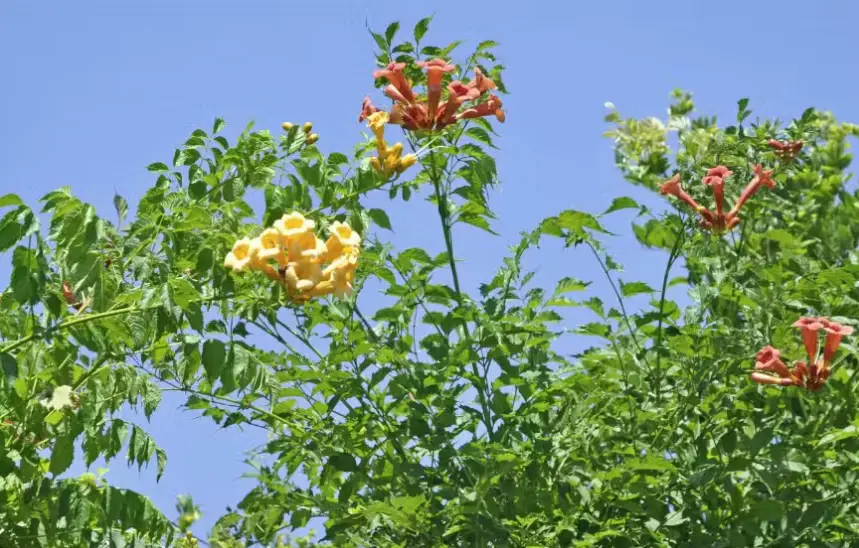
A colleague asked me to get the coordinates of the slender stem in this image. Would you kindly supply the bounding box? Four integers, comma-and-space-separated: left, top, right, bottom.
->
424, 147, 493, 440
585, 242, 647, 362
1, 306, 139, 354
276, 317, 323, 359
429, 149, 462, 295
608, 337, 639, 453
654, 230, 685, 402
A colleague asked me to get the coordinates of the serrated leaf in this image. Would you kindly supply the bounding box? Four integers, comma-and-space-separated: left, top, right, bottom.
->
146, 162, 170, 173
113, 193, 128, 225
603, 196, 639, 215
213, 117, 226, 134
385, 21, 400, 44
156, 447, 167, 482
329, 453, 357, 472
1, 353, 18, 379
620, 281, 655, 297
555, 277, 590, 295
476, 40, 498, 52
50, 432, 75, 476
751, 500, 784, 521
368, 208, 392, 230
413, 16, 432, 43
0, 193, 24, 209
223, 178, 244, 202
202, 339, 226, 383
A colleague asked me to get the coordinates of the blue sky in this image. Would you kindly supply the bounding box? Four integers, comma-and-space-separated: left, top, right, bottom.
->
2, 0, 858, 540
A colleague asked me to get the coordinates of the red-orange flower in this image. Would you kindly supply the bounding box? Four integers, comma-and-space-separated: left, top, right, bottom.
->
373, 62, 415, 104
456, 94, 505, 123
358, 97, 380, 123
753, 316, 853, 392
792, 316, 826, 362
823, 321, 854, 363
417, 58, 456, 122
365, 60, 504, 131
661, 164, 776, 233
466, 67, 497, 94
659, 174, 714, 223
769, 139, 803, 160
701, 166, 733, 217
726, 164, 775, 225
436, 81, 480, 128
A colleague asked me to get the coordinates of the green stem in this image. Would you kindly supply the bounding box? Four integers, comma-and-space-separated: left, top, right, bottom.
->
425, 147, 493, 440
585, 242, 647, 363
654, 230, 685, 402
1, 306, 139, 354
430, 152, 462, 295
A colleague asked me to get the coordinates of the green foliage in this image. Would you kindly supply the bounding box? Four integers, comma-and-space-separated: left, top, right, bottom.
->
4, 15, 859, 548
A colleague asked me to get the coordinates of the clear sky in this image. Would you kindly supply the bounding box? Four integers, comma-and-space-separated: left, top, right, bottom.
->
2, 0, 858, 539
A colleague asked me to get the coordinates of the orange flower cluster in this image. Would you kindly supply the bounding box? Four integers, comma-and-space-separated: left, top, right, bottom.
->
359, 60, 504, 131
224, 212, 361, 302
751, 316, 853, 391
660, 164, 775, 232
768, 139, 803, 160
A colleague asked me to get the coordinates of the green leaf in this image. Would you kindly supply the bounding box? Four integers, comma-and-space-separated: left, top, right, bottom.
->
413, 16, 432, 43
620, 281, 655, 297
0, 193, 24, 209
556, 210, 608, 236
50, 432, 75, 476
156, 447, 167, 482
750, 500, 785, 521
146, 162, 170, 173
370, 29, 388, 53
223, 178, 244, 202
465, 127, 495, 148
202, 340, 226, 383
633, 219, 677, 249
555, 277, 590, 295
329, 453, 357, 472
476, 40, 498, 52
368, 208, 392, 230
385, 21, 400, 44
0, 210, 23, 252
663, 511, 687, 527
169, 278, 198, 310
113, 193, 128, 225
602, 196, 639, 215
213, 117, 226, 134
1, 353, 18, 379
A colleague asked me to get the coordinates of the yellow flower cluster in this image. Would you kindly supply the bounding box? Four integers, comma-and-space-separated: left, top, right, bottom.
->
366, 112, 417, 177
224, 212, 360, 302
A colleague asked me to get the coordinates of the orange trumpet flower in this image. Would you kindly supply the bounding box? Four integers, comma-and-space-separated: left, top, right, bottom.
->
752, 316, 853, 391
660, 164, 775, 233
363, 59, 504, 131
417, 58, 456, 122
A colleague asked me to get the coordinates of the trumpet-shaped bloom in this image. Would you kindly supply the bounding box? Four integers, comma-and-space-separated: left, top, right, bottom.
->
256, 228, 287, 265
225, 214, 361, 304
373, 62, 415, 103
417, 58, 457, 122
224, 238, 256, 271
365, 61, 504, 131
358, 97, 380, 123
274, 212, 316, 239
661, 164, 775, 233
752, 316, 853, 392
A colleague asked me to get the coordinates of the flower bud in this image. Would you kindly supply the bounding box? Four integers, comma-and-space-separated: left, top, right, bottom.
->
306, 133, 319, 145
303, 122, 313, 133
282, 122, 294, 131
